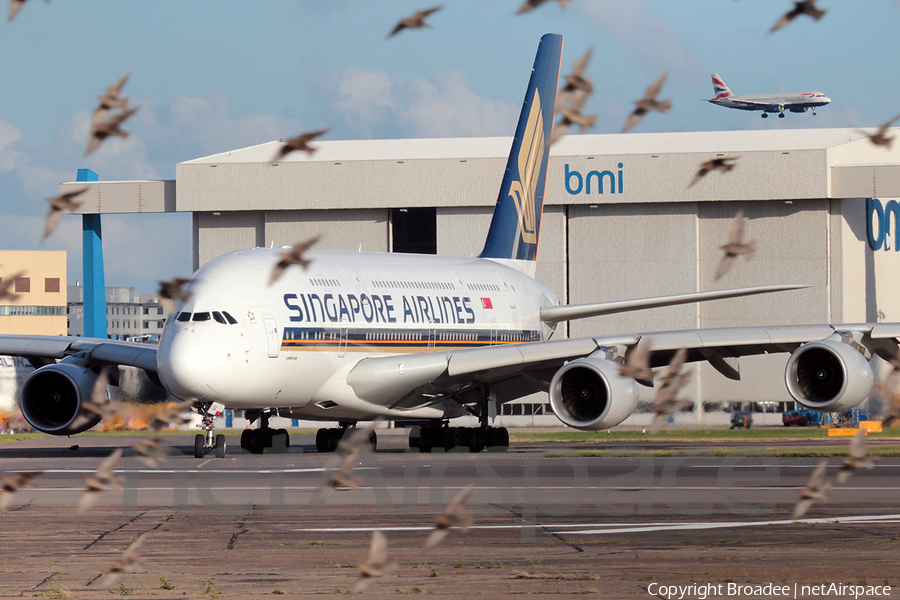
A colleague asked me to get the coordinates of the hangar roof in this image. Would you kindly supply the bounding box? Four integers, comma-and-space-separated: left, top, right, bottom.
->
184, 127, 879, 164
62, 127, 900, 214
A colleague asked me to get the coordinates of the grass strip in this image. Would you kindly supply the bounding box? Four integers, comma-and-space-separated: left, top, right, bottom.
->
515, 427, 900, 443
545, 445, 900, 458
0, 432, 45, 444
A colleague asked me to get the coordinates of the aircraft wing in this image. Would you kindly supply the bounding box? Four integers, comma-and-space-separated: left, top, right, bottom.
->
0, 335, 158, 373
539, 284, 807, 323
729, 98, 783, 109
346, 322, 900, 409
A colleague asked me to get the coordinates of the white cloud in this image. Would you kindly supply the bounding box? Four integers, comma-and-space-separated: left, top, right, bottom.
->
140, 90, 304, 159
0, 120, 25, 171
399, 70, 520, 138
327, 67, 519, 139
579, 0, 706, 84
333, 68, 396, 136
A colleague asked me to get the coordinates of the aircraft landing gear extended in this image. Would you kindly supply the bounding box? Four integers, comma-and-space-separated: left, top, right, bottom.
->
409, 424, 509, 453
761, 113, 768, 118
315, 423, 377, 453
193, 403, 226, 459
409, 387, 510, 453
778, 112, 785, 118
240, 411, 290, 455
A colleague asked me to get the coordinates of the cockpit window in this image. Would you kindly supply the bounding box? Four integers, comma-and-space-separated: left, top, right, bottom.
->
176, 312, 191, 322
192, 312, 211, 322
212, 311, 227, 324
222, 311, 238, 324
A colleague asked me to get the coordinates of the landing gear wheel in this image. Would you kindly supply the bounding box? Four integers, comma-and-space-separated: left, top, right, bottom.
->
368, 430, 377, 452
194, 434, 205, 459
442, 427, 460, 451
328, 429, 342, 452
488, 427, 509, 452
241, 429, 253, 453
778, 113, 785, 118
469, 428, 486, 453
215, 434, 226, 458
315, 428, 345, 452
272, 429, 290, 452
315, 428, 329, 453
762, 113, 768, 118
419, 427, 436, 453
408, 427, 421, 450
241, 429, 263, 454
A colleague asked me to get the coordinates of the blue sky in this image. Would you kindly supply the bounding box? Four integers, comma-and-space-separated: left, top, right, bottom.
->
1, 0, 899, 292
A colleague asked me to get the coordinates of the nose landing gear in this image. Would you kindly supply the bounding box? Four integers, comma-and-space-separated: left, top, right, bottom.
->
193, 403, 226, 459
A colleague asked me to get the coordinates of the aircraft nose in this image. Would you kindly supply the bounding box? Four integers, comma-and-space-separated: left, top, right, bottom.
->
158, 330, 209, 399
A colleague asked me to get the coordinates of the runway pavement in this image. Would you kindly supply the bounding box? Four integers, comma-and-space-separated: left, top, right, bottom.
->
1, 431, 899, 599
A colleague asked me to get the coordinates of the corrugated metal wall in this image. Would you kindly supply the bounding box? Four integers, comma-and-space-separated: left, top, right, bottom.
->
176, 151, 829, 212
176, 158, 507, 212
193, 211, 264, 270
265, 209, 389, 253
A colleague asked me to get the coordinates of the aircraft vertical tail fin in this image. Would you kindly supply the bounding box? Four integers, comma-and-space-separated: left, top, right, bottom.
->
711, 74, 732, 99
479, 33, 563, 262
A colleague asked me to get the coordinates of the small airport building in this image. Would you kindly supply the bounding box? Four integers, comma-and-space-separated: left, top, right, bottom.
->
0, 250, 67, 336
62, 127, 900, 426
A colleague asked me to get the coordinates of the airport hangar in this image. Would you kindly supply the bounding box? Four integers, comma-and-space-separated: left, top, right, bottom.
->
61, 127, 900, 427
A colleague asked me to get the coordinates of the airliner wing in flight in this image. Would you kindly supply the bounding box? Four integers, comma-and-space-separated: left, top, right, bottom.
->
0, 36, 893, 458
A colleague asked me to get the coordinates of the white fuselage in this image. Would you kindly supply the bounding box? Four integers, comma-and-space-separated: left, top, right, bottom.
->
156, 248, 558, 421
710, 91, 831, 113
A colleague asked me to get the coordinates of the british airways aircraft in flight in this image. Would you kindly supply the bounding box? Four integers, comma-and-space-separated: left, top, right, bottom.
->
707, 74, 830, 118
0, 36, 893, 458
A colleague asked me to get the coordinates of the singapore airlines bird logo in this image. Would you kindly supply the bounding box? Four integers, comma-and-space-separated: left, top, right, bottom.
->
508, 89, 544, 246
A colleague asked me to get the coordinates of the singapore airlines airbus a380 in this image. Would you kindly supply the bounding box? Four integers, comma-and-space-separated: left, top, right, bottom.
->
1, 35, 894, 459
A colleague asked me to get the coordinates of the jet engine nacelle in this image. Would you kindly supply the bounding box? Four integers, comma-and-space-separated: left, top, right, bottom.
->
19, 361, 102, 435
549, 354, 639, 431
784, 339, 874, 412
789, 106, 809, 113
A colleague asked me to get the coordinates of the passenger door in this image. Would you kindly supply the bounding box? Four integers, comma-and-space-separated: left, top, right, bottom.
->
262, 316, 280, 358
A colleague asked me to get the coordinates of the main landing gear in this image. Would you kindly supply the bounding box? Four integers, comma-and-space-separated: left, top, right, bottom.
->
240, 411, 290, 455
761, 113, 768, 118
315, 423, 377, 453
409, 424, 509, 453
408, 387, 510, 453
193, 403, 226, 459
